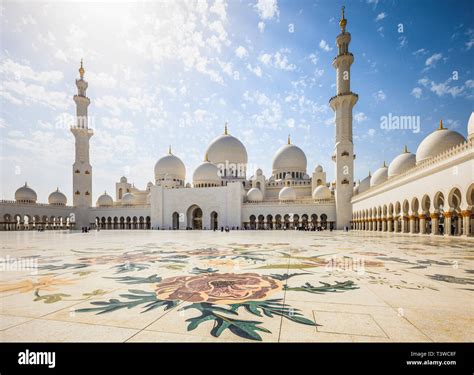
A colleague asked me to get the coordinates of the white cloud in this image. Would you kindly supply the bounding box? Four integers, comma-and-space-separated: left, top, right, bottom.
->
87, 71, 117, 89
246, 64, 262, 77
308, 53, 318, 65
319, 39, 333, 52
425, 53, 442, 67
411, 87, 422, 99
235, 46, 248, 59
367, 0, 379, 8
209, 0, 227, 21
398, 36, 407, 48
372, 90, 386, 102
417, 77, 469, 98
254, 0, 279, 20
258, 49, 296, 71
0, 58, 63, 84
258, 21, 265, 33
354, 112, 367, 123
375, 12, 386, 22
0, 80, 69, 109
367, 128, 376, 137
412, 48, 428, 56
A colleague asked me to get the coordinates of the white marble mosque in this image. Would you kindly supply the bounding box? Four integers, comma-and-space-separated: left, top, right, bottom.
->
1, 10, 473, 236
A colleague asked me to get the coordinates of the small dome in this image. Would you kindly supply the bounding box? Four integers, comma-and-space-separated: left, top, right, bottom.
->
370, 162, 388, 187
272, 140, 307, 175
314, 165, 323, 173
97, 191, 113, 207
193, 160, 221, 186
416, 120, 466, 163
247, 187, 263, 202
312, 185, 331, 200
279, 186, 296, 201
120, 176, 127, 183
256, 168, 263, 176
15, 182, 37, 203
48, 188, 67, 205
205, 126, 248, 170
122, 192, 135, 205
154, 150, 186, 182
468, 112, 474, 140
358, 173, 371, 193
388, 146, 416, 177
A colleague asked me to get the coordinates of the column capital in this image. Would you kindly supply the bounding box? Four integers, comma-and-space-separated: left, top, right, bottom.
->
461, 210, 472, 217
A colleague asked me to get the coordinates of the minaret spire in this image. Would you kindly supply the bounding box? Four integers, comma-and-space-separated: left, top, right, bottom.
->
79, 58, 85, 79
288, 134, 291, 144
329, 7, 358, 230
224, 122, 228, 135
71, 59, 93, 213
339, 6, 347, 33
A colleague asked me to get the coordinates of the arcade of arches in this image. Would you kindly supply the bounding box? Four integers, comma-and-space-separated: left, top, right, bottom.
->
243, 213, 331, 230
352, 186, 474, 237
1, 214, 73, 231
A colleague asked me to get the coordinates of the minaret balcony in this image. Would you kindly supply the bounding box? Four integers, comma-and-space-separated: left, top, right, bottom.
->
329, 92, 359, 109
333, 52, 353, 61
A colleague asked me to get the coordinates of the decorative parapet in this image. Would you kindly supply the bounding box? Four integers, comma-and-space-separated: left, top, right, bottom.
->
243, 198, 335, 206
0, 200, 73, 208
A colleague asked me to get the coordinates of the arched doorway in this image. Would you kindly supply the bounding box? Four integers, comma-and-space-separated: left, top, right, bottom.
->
172, 212, 180, 230
210, 211, 218, 230
249, 215, 256, 230
187, 205, 203, 230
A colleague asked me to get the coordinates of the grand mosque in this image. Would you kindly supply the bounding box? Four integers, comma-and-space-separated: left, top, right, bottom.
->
1, 10, 473, 236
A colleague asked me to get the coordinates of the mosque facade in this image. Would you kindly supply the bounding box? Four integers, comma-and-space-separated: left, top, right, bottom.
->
1, 10, 473, 236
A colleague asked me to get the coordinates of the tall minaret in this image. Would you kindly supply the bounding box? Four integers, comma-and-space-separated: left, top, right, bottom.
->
71, 59, 93, 209
329, 7, 358, 230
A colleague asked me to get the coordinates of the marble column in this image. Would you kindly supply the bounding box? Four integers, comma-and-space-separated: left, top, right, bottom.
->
394, 217, 399, 233
419, 214, 426, 234
409, 215, 417, 234
431, 213, 439, 235
382, 218, 387, 232
461, 210, 472, 236
387, 218, 393, 232
444, 212, 452, 237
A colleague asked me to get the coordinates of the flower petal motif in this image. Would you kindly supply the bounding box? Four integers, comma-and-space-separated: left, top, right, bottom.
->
155, 273, 283, 304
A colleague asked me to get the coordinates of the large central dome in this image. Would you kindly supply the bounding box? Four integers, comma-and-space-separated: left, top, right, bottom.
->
205, 125, 248, 171
272, 137, 307, 176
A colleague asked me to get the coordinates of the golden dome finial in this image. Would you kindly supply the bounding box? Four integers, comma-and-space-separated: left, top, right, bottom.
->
438, 119, 444, 130
403, 144, 408, 153
339, 6, 347, 33
168, 145, 172, 154
224, 122, 228, 135
288, 134, 291, 144
204, 152, 209, 162
79, 58, 85, 79
383, 161, 387, 168
368, 170, 371, 177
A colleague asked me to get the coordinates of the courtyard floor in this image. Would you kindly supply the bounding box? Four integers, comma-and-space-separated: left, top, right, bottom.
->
0, 230, 473, 342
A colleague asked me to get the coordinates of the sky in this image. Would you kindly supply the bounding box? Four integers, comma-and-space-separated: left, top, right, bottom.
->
0, 0, 473, 203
